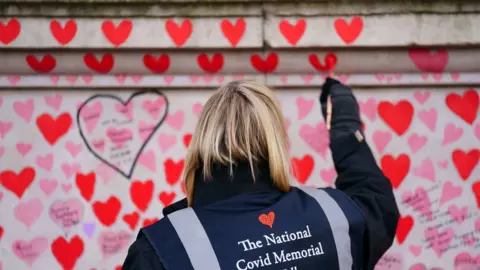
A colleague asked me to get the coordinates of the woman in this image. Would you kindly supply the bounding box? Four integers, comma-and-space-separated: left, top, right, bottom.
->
122, 78, 400, 270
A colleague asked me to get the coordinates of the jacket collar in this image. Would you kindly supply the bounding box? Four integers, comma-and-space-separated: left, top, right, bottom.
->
191, 161, 281, 208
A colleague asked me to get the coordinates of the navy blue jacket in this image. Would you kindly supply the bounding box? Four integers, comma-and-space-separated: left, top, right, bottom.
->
122, 131, 399, 270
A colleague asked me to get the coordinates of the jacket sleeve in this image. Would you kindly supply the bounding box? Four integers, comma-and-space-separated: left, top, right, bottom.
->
330, 130, 400, 269
122, 231, 166, 270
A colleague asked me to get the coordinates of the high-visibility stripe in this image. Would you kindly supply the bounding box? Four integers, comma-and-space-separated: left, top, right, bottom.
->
168, 208, 221, 270
298, 187, 353, 270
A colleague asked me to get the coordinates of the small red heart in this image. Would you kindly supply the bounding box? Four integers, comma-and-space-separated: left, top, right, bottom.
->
221, 19, 246, 47
197, 53, 224, 74
51, 235, 84, 270
378, 100, 414, 136
165, 19, 192, 47
92, 196, 122, 227
143, 54, 170, 74
0, 167, 35, 199
334, 17, 363, 44
472, 181, 480, 209
396, 215, 414, 244
130, 180, 154, 212
142, 218, 159, 227
445, 89, 479, 125
50, 20, 77, 45
250, 53, 278, 73
122, 212, 140, 231
183, 134, 192, 148
452, 149, 480, 181
26, 54, 56, 73
101, 20, 132, 46
36, 112, 72, 145
75, 172, 96, 202
0, 18, 21, 45
258, 212, 275, 228
84, 53, 114, 73
159, 191, 176, 207
291, 155, 314, 184
279, 19, 306, 45
381, 154, 410, 189
164, 159, 184, 186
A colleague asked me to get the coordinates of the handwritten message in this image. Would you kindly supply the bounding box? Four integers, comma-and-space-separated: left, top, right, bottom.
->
99, 230, 132, 259
49, 199, 84, 230
236, 225, 322, 270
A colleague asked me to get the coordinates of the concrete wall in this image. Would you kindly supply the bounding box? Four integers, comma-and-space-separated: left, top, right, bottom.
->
0, 1, 479, 269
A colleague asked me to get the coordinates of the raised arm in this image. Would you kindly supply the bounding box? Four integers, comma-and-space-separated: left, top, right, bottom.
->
319, 77, 400, 269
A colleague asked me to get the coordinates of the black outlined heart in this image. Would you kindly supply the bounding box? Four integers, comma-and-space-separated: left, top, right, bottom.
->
77, 89, 169, 178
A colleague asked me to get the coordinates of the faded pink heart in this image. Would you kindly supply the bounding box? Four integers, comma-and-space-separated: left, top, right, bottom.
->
442, 123, 463, 145
299, 122, 329, 159
296, 97, 314, 120
413, 91, 430, 104
418, 108, 437, 132
165, 110, 185, 131
61, 183, 72, 193
432, 73, 443, 81
50, 75, 60, 84
98, 230, 133, 258
407, 133, 428, 153
192, 103, 203, 117
412, 158, 435, 182
142, 97, 166, 120
82, 75, 93, 84
408, 245, 422, 257
232, 74, 244, 81
0, 121, 13, 139
8, 75, 21, 85
300, 74, 313, 84
439, 181, 462, 205
91, 139, 105, 152
14, 198, 43, 228
61, 163, 81, 179
115, 74, 127, 85
158, 133, 177, 153
132, 75, 143, 84
437, 160, 448, 169
202, 76, 214, 84
44, 94, 62, 111
96, 163, 116, 184
35, 153, 54, 172
374, 253, 403, 270
372, 130, 392, 153
474, 123, 480, 141
79, 101, 103, 134
107, 127, 133, 148
65, 75, 78, 84
138, 122, 155, 142
375, 74, 385, 82
448, 205, 468, 224
280, 75, 288, 84
13, 99, 34, 122
49, 198, 84, 229
16, 143, 32, 156
216, 76, 225, 84
12, 237, 48, 266
462, 235, 477, 246
358, 98, 377, 121
424, 227, 454, 258
336, 74, 350, 83
451, 73, 460, 81
320, 168, 337, 186
189, 75, 200, 83
115, 102, 133, 120
65, 141, 82, 157
164, 76, 175, 85
402, 187, 433, 220
421, 73, 429, 81
39, 179, 58, 196
138, 150, 157, 172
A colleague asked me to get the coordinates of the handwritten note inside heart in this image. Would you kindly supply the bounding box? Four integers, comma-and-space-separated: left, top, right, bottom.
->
77, 90, 169, 178
98, 230, 132, 258
12, 237, 49, 266
49, 199, 84, 230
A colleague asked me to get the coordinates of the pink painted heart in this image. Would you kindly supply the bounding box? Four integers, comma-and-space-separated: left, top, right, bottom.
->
408, 49, 449, 73
374, 253, 403, 270
424, 227, 454, 258
408, 245, 422, 257
79, 101, 103, 134
407, 133, 428, 153
50, 75, 60, 84
448, 205, 468, 224
60, 163, 81, 179
0, 121, 13, 139
138, 122, 155, 142
474, 123, 480, 141
115, 74, 127, 85
115, 102, 133, 120
372, 130, 392, 153
451, 73, 460, 81
412, 158, 435, 182
44, 94, 63, 111
165, 110, 185, 131
61, 183, 72, 193
375, 74, 385, 82
189, 75, 200, 83
49, 198, 84, 229
437, 160, 449, 169
359, 98, 377, 121
336, 74, 350, 83
164, 76, 175, 85
96, 162, 116, 184
65, 141, 82, 157
280, 75, 288, 84
8, 75, 21, 85
439, 181, 462, 205
35, 153, 54, 172
13, 99, 34, 122
14, 198, 43, 228
413, 91, 430, 104
418, 108, 437, 132
39, 179, 58, 196
82, 75, 93, 83
16, 143, 32, 156
132, 75, 143, 84
12, 237, 49, 266
98, 230, 133, 259
106, 127, 133, 148
454, 252, 480, 270
300, 74, 314, 84
65, 75, 78, 84
402, 187, 433, 220
202, 76, 214, 83
91, 139, 105, 152
299, 122, 330, 159
432, 73, 443, 81
296, 97, 314, 120
158, 133, 177, 153
142, 97, 166, 120
320, 168, 337, 186
138, 150, 157, 172
462, 235, 477, 246
232, 74, 245, 81
442, 123, 463, 145
192, 103, 203, 117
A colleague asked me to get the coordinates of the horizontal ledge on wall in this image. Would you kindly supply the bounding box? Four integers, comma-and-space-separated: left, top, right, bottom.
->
1, 73, 478, 88
1, 49, 479, 75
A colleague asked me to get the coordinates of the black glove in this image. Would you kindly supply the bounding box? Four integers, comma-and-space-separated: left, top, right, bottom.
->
319, 77, 362, 136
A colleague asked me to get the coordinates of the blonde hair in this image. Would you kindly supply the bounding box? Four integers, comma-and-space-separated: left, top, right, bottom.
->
183, 80, 291, 205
